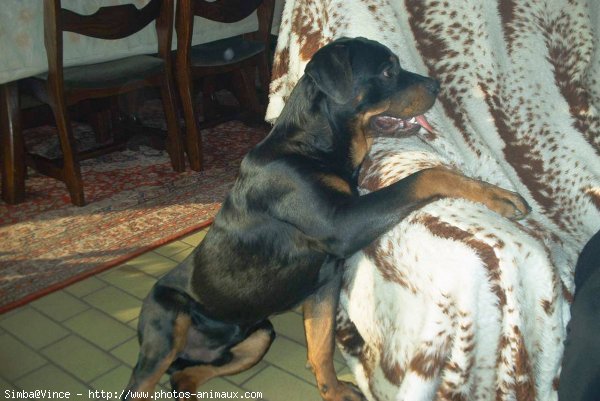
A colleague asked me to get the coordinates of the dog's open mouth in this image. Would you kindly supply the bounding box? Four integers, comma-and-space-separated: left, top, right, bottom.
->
370, 114, 434, 136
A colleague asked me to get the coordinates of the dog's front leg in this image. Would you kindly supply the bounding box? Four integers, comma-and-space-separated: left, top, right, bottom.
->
303, 268, 365, 401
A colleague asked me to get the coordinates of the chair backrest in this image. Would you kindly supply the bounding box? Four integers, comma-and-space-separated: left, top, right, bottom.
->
55, 0, 162, 40
43, 0, 174, 86
176, 0, 275, 48
191, 0, 262, 23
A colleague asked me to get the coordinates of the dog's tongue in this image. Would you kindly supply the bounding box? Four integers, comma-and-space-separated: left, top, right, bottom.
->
415, 114, 435, 134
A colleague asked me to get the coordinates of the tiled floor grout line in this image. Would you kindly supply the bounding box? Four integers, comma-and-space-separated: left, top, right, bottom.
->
30, 303, 92, 324
4, 313, 69, 354
248, 363, 318, 389
65, 282, 109, 301
1, 330, 50, 383
53, 332, 123, 384
11, 360, 91, 392
107, 335, 138, 358
223, 364, 268, 388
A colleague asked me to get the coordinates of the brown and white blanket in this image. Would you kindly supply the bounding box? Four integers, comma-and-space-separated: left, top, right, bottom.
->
267, 1, 600, 400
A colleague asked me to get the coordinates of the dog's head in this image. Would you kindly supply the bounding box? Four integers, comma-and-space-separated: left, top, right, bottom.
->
305, 37, 439, 165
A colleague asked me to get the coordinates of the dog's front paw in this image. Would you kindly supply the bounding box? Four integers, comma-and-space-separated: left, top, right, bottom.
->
485, 187, 531, 220
320, 381, 366, 401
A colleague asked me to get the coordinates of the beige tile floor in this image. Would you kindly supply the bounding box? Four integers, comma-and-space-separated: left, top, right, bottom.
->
0, 227, 354, 401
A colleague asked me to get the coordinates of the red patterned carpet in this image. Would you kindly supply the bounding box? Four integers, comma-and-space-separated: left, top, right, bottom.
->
0, 120, 268, 312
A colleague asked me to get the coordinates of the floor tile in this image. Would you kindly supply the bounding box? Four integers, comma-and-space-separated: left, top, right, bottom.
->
83, 286, 142, 323
272, 312, 306, 345
63, 309, 135, 350
110, 337, 139, 367
65, 276, 107, 298
0, 334, 47, 381
336, 366, 358, 385
263, 336, 332, 384
41, 335, 120, 382
333, 346, 346, 364
159, 373, 170, 386
124, 251, 178, 278
14, 364, 89, 396
31, 290, 89, 321
180, 228, 209, 247
127, 317, 139, 330
154, 240, 192, 258
227, 361, 268, 385
0, 307, 68, 349
90, 365, 131, 395
0, 308, 19, 321
168, 246, 195, 263
99, 265, 156, 300
271, 311, 346, 363
0, 376, 15, 392
244, 366, 320, 401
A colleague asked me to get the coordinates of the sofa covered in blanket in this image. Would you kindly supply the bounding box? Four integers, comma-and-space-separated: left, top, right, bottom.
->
266, 0, 600, 400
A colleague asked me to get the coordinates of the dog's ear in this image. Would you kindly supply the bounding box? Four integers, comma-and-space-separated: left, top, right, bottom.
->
305, 44, 353, 104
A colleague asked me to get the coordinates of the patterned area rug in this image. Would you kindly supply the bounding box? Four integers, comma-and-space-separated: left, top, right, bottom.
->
0, 120, 268, 312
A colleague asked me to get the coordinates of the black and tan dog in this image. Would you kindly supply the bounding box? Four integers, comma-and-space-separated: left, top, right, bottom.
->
124, 37, 529, 401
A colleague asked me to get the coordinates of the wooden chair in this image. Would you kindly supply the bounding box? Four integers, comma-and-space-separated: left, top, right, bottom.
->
175, 0, 275, 171
31, 0, 185, 206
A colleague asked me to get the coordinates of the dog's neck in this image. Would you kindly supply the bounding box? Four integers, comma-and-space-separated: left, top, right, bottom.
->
270, 76, 358, 176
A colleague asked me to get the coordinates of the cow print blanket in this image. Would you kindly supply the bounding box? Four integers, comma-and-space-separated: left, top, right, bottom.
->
266, 1, 600, 400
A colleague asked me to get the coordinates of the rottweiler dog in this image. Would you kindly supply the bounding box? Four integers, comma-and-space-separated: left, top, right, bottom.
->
123, 37, 529, 401
559, 229, 600, 401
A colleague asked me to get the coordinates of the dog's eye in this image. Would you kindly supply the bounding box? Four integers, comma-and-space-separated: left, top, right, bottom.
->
382, 68, 394, 78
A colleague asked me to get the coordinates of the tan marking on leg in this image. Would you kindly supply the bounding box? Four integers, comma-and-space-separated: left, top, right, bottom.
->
130, 314, 191, 400
304, 288, 365, 401
411, 167, 530, 219
171, 327, 273, 394
304, 296, 337, 387
319, 173, 352, 194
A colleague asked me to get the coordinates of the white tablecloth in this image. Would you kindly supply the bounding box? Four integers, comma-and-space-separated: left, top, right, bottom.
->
0, 0, 284, 84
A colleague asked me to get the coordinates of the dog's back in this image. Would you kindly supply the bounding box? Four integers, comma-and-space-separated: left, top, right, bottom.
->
559, 230, 600, 401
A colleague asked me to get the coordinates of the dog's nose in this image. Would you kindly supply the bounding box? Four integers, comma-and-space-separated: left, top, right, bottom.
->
425, 79, 440, 95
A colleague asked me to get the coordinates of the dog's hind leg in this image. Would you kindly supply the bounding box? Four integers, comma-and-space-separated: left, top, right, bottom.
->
170, 320, 275, 395
123, 309, 191, 400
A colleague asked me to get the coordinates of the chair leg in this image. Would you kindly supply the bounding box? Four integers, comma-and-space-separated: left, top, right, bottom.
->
159, 75, 186, 172
175, 68, 203, 172
47, 93, 86, 206
1, 82, 26, 204
232, 67, 264, 118
257, 54, 271, 106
